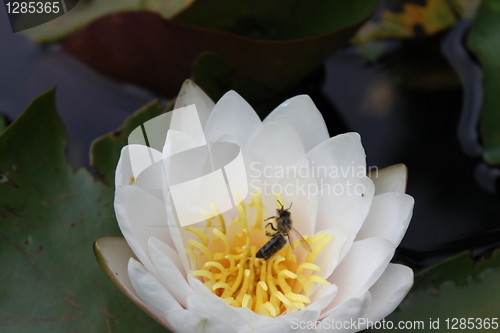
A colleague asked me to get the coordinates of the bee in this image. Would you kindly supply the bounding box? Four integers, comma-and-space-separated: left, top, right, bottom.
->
256, 201, 312, 259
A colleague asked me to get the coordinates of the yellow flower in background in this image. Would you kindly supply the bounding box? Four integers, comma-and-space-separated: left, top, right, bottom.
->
353, 0, 480, 44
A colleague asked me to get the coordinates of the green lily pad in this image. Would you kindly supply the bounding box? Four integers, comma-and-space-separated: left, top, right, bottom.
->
0, 116, 7, 133
173, 0, 376, 40
0, 90, 164, 332
91, 100, 163, 186
374, 250, 500, 332
93, 237, 172, 329
467, 0, 500, 165
62, 0, 377, 98
192, 51, 280, 113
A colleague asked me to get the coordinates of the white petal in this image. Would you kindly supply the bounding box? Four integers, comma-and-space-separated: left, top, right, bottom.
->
317, 291, 371, 333
277, 284, 338, 329
148, 238, 194, 307
214, 134, 257, 181
187, 276, 273, 330
149, 237, 184, 274
369, 164, 408, 195
163, 128, 204, 157
307, 132, 367, 176
253, 324, 300, 333
165, 309, 238, 333
314, 176, 375, 260
307, 284, 339, 312
212, 133, 244, 146
93, 237, 171, 329
187, 276, 274, 330
246, 156, 317, 240
169, 104, 207, 149
306, 229, 348, 281
128, 258, 182, 317
247, 115, 307, 170
163, 194, 194, 273
114, 185, 173, 274
356, 192, 414, 247
133, 162, 165, 195
239, 285, 337, 332
264, 95, 329, 152
174, 79, 214, 128
188, 273, 337, 332
324, 238, 394, 313
204, 91, 262, 145
115, 145, 162, 188
188, 274, 217, 298
186, 294, 253, 332
247, 171, 291, 224
268, 175, 319, 237
364, 264, 413, 324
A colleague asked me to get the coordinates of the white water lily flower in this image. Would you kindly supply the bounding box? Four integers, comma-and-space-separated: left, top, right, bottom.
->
94, 80, 415, 333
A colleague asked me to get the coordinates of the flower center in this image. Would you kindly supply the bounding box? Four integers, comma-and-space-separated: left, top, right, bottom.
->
184, 191, 333, 317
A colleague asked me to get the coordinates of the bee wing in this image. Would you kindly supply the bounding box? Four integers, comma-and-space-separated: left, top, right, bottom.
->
286, 229, 295, 250
282, 223, 312, 252
290, 227, 312, 252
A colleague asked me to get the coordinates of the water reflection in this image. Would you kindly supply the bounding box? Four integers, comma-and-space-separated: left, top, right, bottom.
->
324, 30, 500, 265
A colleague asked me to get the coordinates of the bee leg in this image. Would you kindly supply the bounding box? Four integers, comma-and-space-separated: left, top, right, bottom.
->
265, 222, 278, 237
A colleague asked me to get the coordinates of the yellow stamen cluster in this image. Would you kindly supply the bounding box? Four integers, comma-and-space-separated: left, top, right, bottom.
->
185, 192, 333, 317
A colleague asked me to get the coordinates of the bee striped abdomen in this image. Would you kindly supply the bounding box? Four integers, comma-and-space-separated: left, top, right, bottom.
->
256, 233, 287, 259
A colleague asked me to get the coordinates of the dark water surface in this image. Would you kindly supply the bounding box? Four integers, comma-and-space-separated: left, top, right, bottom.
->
1, 7, 499, 267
